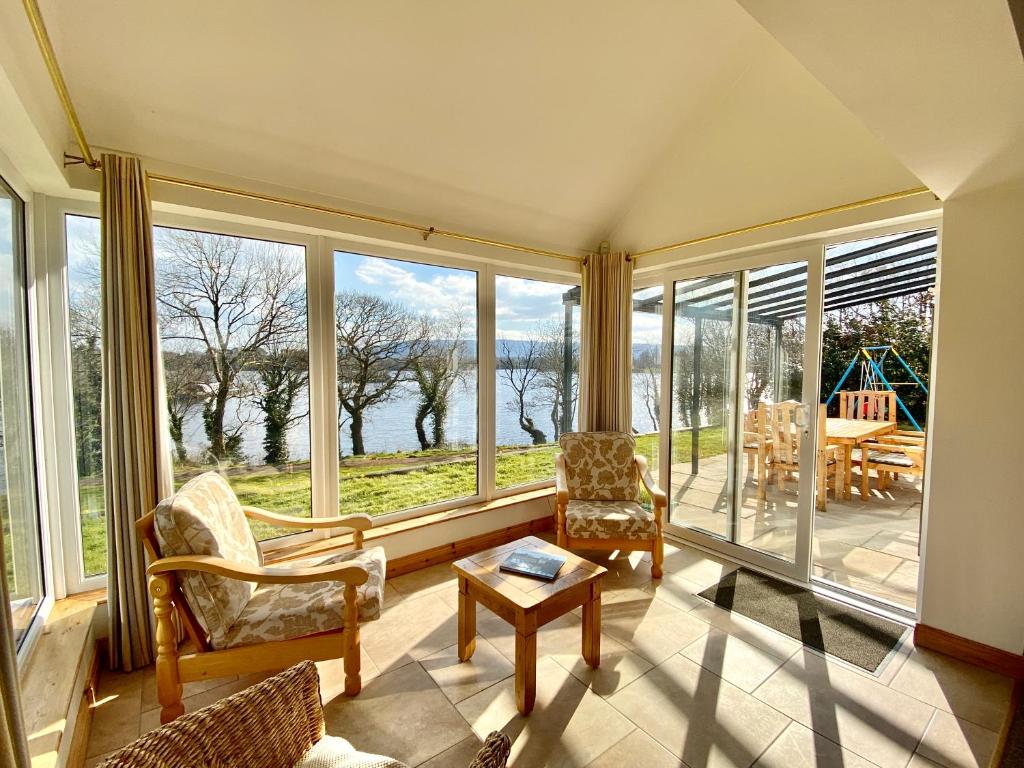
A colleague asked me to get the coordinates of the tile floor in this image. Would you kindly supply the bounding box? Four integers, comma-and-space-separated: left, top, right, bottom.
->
85, 539, 1009, 768
668, 453, 923, 608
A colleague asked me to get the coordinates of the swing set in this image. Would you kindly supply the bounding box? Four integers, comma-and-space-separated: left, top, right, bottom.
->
824, 345, 929, 431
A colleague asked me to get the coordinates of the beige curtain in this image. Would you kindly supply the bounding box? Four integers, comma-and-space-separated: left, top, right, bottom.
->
0, 530, 30, 768
579, 251, 633, 432
101, 153, 174, 671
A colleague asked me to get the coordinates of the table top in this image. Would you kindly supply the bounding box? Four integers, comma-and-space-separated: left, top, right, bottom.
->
452, 535, 606, 611
825, 418, 898, 444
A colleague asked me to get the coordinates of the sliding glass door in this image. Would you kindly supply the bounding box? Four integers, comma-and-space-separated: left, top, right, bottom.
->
653, 251, 822, 581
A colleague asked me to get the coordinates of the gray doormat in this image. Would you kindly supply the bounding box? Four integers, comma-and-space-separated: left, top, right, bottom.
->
698, 568, 909, 672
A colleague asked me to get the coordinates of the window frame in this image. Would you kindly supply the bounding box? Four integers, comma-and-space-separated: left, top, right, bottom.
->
0, 170, 53, 659
491, 268, 582, 497
45, 201, 582, 587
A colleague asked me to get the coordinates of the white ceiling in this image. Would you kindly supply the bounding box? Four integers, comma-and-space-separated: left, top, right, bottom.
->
11, 1, 1019, 255
48, 0, 766, 253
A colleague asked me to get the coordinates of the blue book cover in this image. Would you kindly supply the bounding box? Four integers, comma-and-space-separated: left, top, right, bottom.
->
499, 548, 566, 581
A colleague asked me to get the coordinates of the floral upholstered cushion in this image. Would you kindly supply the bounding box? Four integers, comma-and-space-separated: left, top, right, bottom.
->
221, 546, 386, 649
565, 499, 657, 540
558, 431, 639, 501
154, 472, 262, 649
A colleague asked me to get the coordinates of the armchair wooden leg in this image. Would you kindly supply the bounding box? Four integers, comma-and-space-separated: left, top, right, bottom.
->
343, 583, 361, 696
150, 574, 184, 724
652, 529, 664, 579
556, 504, 567, 548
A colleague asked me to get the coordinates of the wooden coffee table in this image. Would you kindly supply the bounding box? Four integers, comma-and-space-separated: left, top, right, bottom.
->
451, 535, 607, 714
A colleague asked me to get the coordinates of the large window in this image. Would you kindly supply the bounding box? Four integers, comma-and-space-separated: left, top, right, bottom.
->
494, 276, 579, 490
1, 177, 45, 648
66, 214, 106, 577
154, 226, 313, 541
334, 252, 478, 515
58, 211, 583, 575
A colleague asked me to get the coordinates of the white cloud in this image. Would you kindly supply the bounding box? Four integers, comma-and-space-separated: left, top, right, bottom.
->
354, 257, 477, 320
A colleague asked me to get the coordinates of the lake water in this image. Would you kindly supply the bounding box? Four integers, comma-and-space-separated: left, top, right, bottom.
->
179, 371, 661, 462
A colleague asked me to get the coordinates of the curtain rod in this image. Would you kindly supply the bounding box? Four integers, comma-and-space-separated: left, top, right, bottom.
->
62, 158, 582, 262
632, 186, 935, 261
22, 0, 98, 170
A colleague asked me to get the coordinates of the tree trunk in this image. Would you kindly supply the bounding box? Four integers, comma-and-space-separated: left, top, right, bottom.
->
168, 412, 187, 462
414, 400, 432, 451
350, 410, 366, 456
431, 400, 447, 448
204, 382, 230, 461
518, 405, 547, 445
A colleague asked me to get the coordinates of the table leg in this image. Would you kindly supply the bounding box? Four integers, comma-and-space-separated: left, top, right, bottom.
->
515, 629, 537, 714
582, 584, 601, 668
860, 444, 870, 499
457, 577, 476, 662
843, 444, 854, 500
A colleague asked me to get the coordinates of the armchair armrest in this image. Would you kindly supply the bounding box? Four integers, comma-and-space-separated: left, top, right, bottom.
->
554, 454, 569, 506
241, 506, 372, 531
147, 554, 370, 586
635, 456, 667, 508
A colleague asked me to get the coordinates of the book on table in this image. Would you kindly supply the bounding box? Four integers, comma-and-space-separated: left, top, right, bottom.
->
499, 548, 566, 581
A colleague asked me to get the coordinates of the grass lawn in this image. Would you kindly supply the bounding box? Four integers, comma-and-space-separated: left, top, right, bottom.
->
75, 426, 728, 574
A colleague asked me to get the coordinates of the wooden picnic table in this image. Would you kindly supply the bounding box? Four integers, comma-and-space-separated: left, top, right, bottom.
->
825, 418, 898, 500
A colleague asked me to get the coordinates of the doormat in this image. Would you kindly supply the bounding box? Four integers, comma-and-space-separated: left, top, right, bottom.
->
698, 567, 909, 672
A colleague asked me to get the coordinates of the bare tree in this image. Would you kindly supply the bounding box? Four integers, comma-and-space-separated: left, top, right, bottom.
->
336, 291, 428, 456
498, 339, 547, 445
412, 310, 468, 450
537, 320, 578, 440
156, 229, 307, 462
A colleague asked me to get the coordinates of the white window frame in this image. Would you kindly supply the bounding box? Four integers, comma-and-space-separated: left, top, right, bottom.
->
43, 199, 582, 588
0, 162, 55, 662
490, 265, 583, 498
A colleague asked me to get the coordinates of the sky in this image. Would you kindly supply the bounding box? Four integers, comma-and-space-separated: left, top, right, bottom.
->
335, 251, 579, 341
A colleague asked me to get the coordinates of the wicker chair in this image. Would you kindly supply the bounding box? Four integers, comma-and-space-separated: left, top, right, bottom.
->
97, 661, 512, 768
137, 472, 385, 724
554, 431, 665, 578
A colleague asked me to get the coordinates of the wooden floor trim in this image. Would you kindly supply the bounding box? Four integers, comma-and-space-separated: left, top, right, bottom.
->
914, 623, 1024, 679
385, 515, 554, 578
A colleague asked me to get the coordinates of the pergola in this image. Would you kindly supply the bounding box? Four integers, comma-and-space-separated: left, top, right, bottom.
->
560, 229, 938, 470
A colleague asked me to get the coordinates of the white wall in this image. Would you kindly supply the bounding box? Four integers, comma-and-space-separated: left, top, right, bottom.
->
919, 181, 1024, 654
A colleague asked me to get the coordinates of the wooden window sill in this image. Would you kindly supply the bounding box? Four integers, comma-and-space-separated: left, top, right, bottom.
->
266, 487, 555, 565
22, 592, 104, 766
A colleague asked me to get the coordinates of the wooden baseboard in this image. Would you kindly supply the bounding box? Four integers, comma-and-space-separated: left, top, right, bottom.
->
914, 623, 1024, 679
386, 515, 553, 578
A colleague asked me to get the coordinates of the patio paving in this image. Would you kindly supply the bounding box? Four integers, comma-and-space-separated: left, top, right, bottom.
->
664, 453, 922, 609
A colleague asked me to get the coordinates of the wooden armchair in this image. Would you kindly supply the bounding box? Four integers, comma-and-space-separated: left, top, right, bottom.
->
554, 431, 665, 579
137, 472, 383, 725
